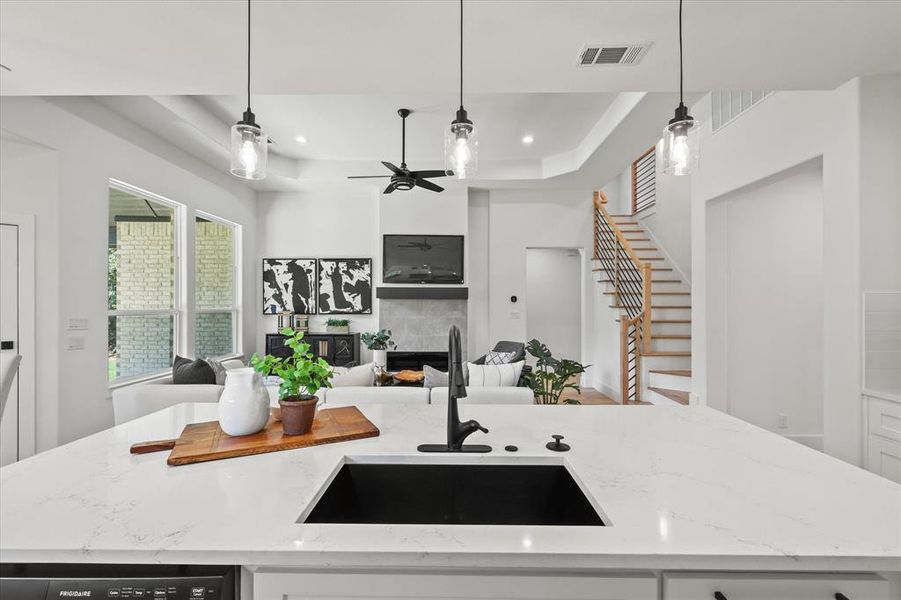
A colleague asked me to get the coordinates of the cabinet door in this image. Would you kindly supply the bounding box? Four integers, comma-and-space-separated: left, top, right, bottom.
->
868, 435, 901, 483
253, 570, 657, 600
305, 336, 332, 363
265, 335, 291, 358
663, 572, 891, 600
332, 335, 356, 366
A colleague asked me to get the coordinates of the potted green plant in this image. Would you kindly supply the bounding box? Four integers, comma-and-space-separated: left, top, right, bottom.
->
325, 318, 350, 334
361, 329, 396, 369
250, 327, 334, 435
522, 339, 589, 405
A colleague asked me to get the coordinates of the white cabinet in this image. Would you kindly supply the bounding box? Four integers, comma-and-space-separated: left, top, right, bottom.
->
252, 570, 658, 600
663, 572, 892, 600
864, 393, 901, 483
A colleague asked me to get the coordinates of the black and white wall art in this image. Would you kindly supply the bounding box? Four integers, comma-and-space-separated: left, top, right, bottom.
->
318, 258, 372, 314
262, 258, 318, 314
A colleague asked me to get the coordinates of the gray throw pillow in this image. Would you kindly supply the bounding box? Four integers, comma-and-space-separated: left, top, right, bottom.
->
207, 357, 245, 385
173, 355, 216, 385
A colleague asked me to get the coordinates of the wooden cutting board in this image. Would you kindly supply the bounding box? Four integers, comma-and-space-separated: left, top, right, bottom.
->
135, 406, 379, 467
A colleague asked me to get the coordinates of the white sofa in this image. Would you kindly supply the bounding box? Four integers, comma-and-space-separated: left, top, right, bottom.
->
112, 376, 224, 425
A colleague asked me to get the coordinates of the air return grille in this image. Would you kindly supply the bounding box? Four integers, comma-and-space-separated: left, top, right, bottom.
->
578, 44, 650, 66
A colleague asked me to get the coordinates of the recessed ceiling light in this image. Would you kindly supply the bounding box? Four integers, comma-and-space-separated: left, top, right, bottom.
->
295, 135, 308, 144
521, 135, 534, 145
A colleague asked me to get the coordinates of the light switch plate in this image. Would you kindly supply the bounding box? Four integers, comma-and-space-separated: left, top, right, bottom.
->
67, 317, 88, 331
66, 335, 85, 351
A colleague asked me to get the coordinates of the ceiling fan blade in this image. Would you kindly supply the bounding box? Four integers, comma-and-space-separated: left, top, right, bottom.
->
348, 175, 391, 179
381, 161, 402, 174
383, 183, 396, 194
410, 170, 448, 179
414, 178, 444, 193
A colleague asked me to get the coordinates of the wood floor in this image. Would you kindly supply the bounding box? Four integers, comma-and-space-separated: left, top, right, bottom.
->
560, 387, 617, 405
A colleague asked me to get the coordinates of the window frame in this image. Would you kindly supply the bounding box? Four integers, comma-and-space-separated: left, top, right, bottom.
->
107, 178, 185, 386
193, 210, 242, 360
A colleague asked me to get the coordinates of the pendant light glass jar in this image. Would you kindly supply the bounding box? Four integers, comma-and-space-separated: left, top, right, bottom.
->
445, 0, 478, 179
230, 0, 267, 180
660, 0, 698, 176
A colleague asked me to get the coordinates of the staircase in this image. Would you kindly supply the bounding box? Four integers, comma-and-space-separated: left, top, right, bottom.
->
592, 191, 692, 405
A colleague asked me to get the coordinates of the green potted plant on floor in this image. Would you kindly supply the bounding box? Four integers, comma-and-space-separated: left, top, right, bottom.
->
361, 329, 396, 369
250, 327, 334, 435
522, 339, 588, 405
325, 318, 350, 334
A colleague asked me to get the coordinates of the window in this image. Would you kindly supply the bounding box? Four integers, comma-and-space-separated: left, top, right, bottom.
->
108, 181, 182, 382
631, 145, 656, 215
194, 213, 240, 358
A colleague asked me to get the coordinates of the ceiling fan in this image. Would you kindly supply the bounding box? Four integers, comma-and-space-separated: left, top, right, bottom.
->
348, 108, 450, 193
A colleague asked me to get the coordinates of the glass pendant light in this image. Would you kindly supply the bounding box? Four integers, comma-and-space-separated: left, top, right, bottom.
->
445, 0, 478, 179
230, 0, 267, 180
660, 0, 698, 176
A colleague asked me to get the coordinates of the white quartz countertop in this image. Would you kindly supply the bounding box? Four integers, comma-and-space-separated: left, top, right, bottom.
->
1, 403, 899, 571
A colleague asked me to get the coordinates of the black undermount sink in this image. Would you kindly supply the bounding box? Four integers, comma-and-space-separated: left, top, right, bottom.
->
302, 463, 605, 526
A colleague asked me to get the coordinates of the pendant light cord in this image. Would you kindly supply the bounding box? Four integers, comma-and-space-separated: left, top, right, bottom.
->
459, 0, 464, 109
678, 0, 684, 107
246, 0, 252, 111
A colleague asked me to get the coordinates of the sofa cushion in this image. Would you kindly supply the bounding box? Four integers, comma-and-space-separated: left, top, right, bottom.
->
331, 362, 375, 387
323, 386, 429, 406
111, 379, 224, 425
172, 355, 216, 385
430, 386, 534, 405
422, 364, 470, 388
466, 361, 524, 387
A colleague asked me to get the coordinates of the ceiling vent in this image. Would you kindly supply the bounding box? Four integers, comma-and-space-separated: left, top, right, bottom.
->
577, 44, 651, 66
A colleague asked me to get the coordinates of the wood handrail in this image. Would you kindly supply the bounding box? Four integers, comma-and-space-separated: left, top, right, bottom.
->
594, 191, 647, 269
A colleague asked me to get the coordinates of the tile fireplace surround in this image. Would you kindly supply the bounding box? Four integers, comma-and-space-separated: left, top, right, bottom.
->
379, 298, 467, 359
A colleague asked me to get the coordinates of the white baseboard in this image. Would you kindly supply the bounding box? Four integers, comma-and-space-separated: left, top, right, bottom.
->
592, 377, 621, 404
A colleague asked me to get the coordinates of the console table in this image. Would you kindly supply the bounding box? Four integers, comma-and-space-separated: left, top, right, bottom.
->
265, 333, 360, 367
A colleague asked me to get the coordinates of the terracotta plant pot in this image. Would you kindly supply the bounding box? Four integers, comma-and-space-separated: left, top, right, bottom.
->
279, 396, 318, 435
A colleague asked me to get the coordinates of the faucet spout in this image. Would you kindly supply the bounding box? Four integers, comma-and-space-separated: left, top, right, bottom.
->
418, 326, 491, 453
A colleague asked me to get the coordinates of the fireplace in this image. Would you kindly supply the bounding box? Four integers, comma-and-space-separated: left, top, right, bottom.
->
378, 294, 467, 361
387, 351, 449, 372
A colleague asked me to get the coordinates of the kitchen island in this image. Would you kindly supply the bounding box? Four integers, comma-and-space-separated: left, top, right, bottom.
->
1, 403, 899, 598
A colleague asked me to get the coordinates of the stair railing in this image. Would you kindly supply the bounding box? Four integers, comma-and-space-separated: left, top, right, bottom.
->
593, 191, 652, 403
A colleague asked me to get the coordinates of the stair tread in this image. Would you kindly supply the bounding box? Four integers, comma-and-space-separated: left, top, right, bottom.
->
650, 369, 692, 377
652, 334, 691, 339
592, 267, 673, 272
610, 305, 692, 309
616, 318, 692, 323
602, 291, 690, 296
599, 279, 682, 284
644, 351, 692, 357
648, 387, 690, 405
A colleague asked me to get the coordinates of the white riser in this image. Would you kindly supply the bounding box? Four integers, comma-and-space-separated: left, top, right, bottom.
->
605, 294, 690, 307
650, 338, 691, 352
648, 372, 692, 392
645, 388, 682, 406
650, 323, 692, 336
641, 354, 691, 371
650, 307, 692, 320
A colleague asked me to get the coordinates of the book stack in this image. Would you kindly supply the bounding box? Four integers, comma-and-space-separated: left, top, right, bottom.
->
291, 314, 309, 332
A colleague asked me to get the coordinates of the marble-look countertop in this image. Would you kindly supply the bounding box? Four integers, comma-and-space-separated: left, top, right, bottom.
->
1, 403, 899, 571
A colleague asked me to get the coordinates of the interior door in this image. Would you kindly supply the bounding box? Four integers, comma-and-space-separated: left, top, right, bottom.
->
0, 223, 20, 466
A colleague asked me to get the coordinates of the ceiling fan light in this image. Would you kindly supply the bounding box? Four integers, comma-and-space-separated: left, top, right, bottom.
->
230, 120, 268, 180
445, 115, 478, 179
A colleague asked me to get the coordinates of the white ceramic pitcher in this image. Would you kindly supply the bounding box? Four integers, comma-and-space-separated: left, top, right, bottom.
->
218, 368, 270, 436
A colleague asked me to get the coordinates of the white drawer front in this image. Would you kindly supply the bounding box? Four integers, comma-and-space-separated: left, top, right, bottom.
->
868, 396, 901, 443
663, 572, 891, 600
868, 435, 901, 483
253, 570, 658, 600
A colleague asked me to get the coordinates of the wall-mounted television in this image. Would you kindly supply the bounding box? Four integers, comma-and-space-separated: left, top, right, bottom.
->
383, 235, 464, 284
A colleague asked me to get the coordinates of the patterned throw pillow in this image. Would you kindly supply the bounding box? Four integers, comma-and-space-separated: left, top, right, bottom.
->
466, 361, 524, 387
485, 351, 518, 365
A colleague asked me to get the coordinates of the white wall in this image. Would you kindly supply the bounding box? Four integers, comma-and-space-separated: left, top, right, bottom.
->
0, 137, 60, 452
255, 188, 380, 359
637, 163, 692, 281
526, 248, 582, 363
487, 189, 595, 380
690, 76, 901, 466
467, 189, 490, 358
0, 97, 258, 445
706, 159, 824, 447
